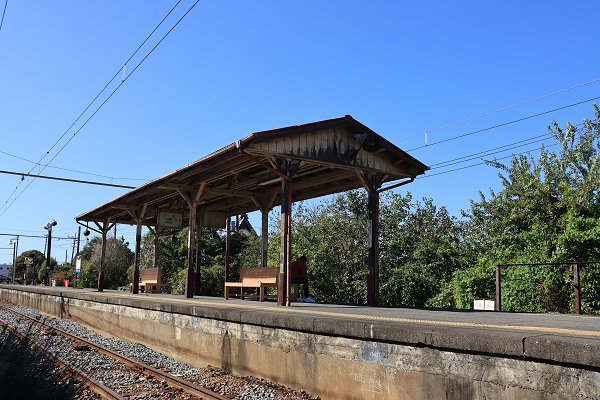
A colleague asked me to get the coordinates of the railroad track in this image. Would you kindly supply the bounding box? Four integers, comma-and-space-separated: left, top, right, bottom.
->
0, 304, 229, 400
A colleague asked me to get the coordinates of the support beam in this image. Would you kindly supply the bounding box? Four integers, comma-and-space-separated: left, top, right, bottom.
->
178, 183, 206, 298
225, 215, 231, 285
360, 172, 385, 307
131, 204, 148, 295
275, 159, 301, 306
93, 221, 114, 292
251, 192, 277, 270
194, 207, 205, 295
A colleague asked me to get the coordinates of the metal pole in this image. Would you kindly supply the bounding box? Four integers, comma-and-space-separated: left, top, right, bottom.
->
573, 263, 581, 315
45, 228, 52, 286
11, 237, 18, 283
495, 264, 501, 311
75, 227, 81, 287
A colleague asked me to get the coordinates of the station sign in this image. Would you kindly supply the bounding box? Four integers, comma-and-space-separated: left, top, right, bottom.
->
158, 212, 184, 228
75, 256, 81, 273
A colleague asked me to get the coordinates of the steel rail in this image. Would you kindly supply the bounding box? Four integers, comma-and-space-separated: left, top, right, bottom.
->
0, 305, 229, 400
0, 318, 125, 400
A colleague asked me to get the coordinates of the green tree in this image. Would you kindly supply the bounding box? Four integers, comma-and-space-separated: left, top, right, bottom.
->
79, 236, 134, 289
448, 106, 600, 313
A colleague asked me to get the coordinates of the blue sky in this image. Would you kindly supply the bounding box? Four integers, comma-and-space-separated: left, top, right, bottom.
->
1, 1, 599, 263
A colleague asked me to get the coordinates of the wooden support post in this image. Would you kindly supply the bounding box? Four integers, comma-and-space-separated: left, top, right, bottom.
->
93, 221, 114, 292
178, 184, 205, 299
279, 178, 292, 306
360, 172, 383, 307
573, 263, 581, 315
153, 228, 159, 268
495, 264, 502, 311
261, 208, 269, 269
185, 205, 197, 298
131, 205, 147, 295
194, 207, 205, 296
366, 185, 380, 306
225, 215, 231, 285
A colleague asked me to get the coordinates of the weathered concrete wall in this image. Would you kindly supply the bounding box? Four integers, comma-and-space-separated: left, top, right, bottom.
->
2, 287, 599, 400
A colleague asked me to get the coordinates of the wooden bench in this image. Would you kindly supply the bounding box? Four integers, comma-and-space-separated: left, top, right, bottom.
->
132, 268, 171, 294
224, 267, 298, 302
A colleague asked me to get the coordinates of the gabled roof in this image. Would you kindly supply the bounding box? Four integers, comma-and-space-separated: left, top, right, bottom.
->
76, 115, 429, 226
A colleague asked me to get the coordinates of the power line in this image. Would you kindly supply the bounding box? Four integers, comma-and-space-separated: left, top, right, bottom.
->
0, 0, 200, 218
419, 142, 561, 179
429, 132, 556, 169
398, 76, 600, 143
0, 0, 7, 35
0, 169, 135, 189
0, 148, 148, 181
0, 0, 183, 214
408, 95, 600, 152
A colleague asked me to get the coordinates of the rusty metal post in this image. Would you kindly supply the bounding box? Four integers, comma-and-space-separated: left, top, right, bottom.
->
573, 263, 581, 315
495, 264, 501, 311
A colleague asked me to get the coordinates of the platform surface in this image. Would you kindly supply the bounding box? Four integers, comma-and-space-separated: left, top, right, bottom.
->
3, 284, 600, 368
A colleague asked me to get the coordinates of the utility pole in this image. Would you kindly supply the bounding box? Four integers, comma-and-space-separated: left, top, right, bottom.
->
10, 236, 19, 283
44, 219, 57, 286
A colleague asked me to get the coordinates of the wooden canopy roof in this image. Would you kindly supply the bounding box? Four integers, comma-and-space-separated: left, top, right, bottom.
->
76, 116, 429, 226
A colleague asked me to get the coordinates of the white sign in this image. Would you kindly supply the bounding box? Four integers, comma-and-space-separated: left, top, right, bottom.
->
75, 256, 82, 273
158, 212, 183, 228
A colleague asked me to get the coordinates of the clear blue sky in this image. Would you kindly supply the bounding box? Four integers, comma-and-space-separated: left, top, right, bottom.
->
1, 1, 599, 263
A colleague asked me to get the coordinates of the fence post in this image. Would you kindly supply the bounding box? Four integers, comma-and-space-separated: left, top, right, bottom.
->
495, 264, 501, 311
573, 263, 581, 315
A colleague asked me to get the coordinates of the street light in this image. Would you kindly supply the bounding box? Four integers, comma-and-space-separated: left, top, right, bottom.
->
44, 219, 57, 286
9, 236, 19, 283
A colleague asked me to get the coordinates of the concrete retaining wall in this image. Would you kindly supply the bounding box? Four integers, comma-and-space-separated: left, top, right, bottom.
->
2, 287, 599, 400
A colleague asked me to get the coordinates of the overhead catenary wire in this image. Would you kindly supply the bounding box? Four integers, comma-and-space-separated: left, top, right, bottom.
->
407, 95, 600, 152
0, 148, 148, 181
0, 0, 183, 214
397, 76, 600, 143
0, 169, 135, 189
419, 142, 561, 179
0, 0, 7, 35
0, 0, 201, 218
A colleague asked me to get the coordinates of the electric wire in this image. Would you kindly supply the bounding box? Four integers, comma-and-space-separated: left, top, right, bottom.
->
0, 148, 148, 181
0, 0, 182, 214
419, 142, 561, 179
0, 169, 135, 189
398, 76, 600, 143
407, 95, 600, 152
0, 0, 200, 218
0, 0, 7, 35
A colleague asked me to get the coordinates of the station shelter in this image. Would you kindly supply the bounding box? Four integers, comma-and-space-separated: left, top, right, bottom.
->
76, 116, 429, 306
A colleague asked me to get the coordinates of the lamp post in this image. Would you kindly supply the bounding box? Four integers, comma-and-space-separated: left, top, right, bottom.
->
44, 219, 57, 286
9, 236, 19, 283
